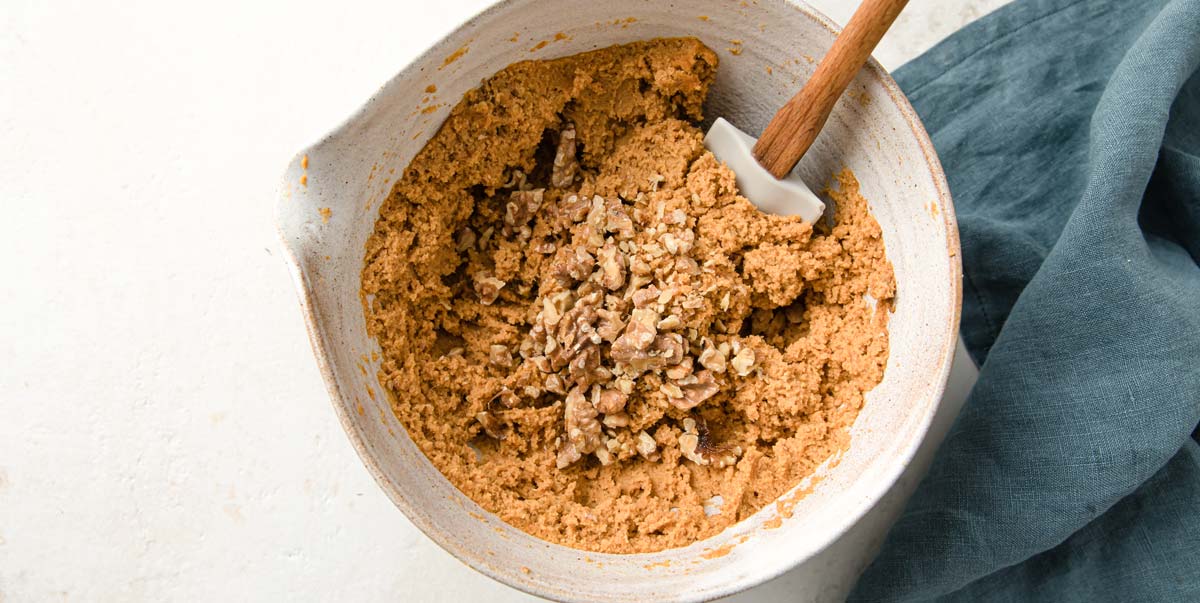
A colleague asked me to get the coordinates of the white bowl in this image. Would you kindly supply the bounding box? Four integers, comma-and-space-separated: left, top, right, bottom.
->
276, 1, 961, 600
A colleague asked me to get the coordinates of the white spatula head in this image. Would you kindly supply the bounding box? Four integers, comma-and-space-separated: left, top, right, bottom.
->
703, 117, 825, 223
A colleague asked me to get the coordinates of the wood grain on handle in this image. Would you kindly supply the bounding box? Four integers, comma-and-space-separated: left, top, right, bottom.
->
752, 0, 908, 179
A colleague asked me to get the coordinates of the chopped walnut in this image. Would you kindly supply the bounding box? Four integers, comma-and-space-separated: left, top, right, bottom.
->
602, 411, 631, 428
552, 246, 596, 283
707, 446, 742, 468
566, 342, 604, 388
556, 439, 582, 469
630, 285, 661, 308
594, 444, 615, 466
629, 256, 653, 276
595, 309, 626, 342
677, 417, 741, 467
455, 227, 477, 252
503, 168, 528, 189
544, 373, 566, 394
678, 418, 705, 463
610, 313, 658, 373
528, 354, 552, 373
664, 357, 693, 380
730, 346, 756, 377
698, 342, 727, 373
504, 189, 544, 234
657, 314, 682, 330
563, 386, 602, 455
672, 370, 719, 410
675, 257, 701, 276
557, 194, 591, 225
651, 333, 685, 366
473, 272, 506, 305
555, 296, 597, 347
679, 433, 704, 465
476, 411, 509, 440
585, 196, 608, 248
615, 377, 634, 395
636, 430, 658, 459
657, 286, 677, 306
541, 290, 574, 327
551, 123, 578, 188
605, 435, 628, 455
661, 233, 681, 255
596, 242, 627, 291
660, 382, 684, 399
489, 344, 514, 369
605, 202, 636, 239
490, 387, 520, 409
594, 387, 628, 414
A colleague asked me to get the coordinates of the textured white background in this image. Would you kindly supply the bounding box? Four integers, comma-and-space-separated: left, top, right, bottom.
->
1, 1, 1006, 601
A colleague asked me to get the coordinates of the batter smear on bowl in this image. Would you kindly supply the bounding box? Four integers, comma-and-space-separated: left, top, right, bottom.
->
361, 38, 894, 553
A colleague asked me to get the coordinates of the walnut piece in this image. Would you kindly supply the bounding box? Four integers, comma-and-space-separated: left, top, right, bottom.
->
476, 411, 509, 440
489, 344, 514, 369
657, 314, 682, 330
698, 342, 727, 373
504, 189, 544, 233
605, 202, 636, 239
678, 417, 742, 468
556, 439, 582, 469
636, 430, 658, 459
552, 246, 596, 283
602, 411, 630, 428
730, 346, 756, 376
557, 194, 591, 225
596, 242, 627, 291
563, 386, 602, 456
544, 373, 566, 394
610, 313, 658, 374
594, 387, 628, 414
670, 370, 719, 410
664, 357, 693, 380
473, 272, 506, 305
594, 443, 615, 466
455, 227, 476, 252
490, 387, 520, 409
551, 123, 578, 188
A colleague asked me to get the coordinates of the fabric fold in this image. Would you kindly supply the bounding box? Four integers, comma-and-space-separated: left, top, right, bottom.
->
850, 0, 1200, 600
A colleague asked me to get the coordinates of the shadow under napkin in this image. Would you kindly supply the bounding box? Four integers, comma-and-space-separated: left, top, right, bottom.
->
850, 0, 1200, 600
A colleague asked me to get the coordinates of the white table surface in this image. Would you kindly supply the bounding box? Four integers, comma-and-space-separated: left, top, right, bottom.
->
0, 1, 1006, 601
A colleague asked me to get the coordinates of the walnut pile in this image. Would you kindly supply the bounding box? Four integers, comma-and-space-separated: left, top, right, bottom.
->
467, 122, 762, 471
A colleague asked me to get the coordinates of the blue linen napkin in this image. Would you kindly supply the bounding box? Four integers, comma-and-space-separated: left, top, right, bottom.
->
849, 0, 1200, 600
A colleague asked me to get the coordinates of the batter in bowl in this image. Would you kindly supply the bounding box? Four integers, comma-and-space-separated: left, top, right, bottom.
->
361, 38, 894, 553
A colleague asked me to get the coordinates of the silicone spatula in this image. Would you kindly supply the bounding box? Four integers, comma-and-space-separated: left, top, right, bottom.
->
703, 0, 908, 222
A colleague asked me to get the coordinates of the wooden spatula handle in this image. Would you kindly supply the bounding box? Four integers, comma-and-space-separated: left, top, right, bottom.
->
752, 0, 908, 179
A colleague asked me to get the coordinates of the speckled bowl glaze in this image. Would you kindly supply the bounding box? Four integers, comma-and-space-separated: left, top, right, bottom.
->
276, 1, 961, 601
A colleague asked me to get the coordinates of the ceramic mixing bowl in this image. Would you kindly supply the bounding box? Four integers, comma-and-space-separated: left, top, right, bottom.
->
276, 1, 961, 600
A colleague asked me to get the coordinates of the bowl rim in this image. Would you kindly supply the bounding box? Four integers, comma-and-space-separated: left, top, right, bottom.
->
275, 0, 963, 600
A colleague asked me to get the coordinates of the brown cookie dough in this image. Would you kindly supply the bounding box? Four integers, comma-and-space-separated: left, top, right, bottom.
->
361, 38, 895, 554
